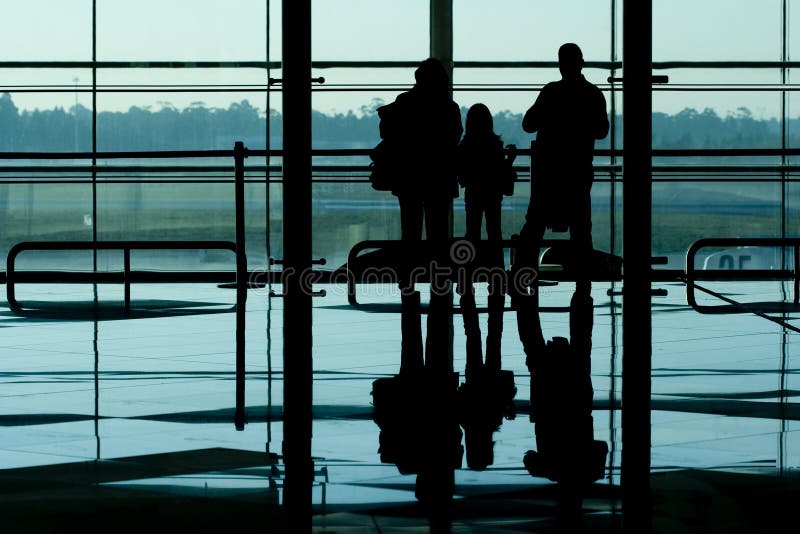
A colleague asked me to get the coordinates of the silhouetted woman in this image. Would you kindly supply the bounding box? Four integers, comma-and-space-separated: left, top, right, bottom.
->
379, 58, 463, 245
378, 58, 462, 376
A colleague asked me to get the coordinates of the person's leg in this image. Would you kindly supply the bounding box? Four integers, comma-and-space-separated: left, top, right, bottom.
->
423, 196, 451, 243
485, 197, 503, 244
464, 188, 483, 242
400, 290, 424, 375
460, 290, 484, 381
484, 197, 505, 370
423, 196, 453, 376
569, 183, 593, 296
398, 196, 424, 375
511, 197, 545, 307
399, 196, 423, 290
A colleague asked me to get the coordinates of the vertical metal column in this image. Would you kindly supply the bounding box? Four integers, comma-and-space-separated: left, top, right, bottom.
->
282, 0, 314, 528
92, 0, 98, 282
430, 0, 453, 74
622, 0, 652, 531
430, 0, 455, 366
234, 141, 247, 431
781, 0, 789, 270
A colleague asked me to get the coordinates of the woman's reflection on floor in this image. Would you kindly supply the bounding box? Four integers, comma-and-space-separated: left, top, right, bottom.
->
372, 371, 462, 530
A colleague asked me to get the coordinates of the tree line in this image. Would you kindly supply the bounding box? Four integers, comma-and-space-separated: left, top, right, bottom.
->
0, 92, 794, 153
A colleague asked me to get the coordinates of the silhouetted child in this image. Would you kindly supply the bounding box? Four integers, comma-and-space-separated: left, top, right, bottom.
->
457, 103, 516, 243
456, 103, 516, 379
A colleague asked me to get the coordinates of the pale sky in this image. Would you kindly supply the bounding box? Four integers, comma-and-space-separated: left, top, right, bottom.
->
0, 0, 791, 118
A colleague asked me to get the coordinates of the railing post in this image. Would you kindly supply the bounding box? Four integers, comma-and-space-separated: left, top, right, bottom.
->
123, 247, 131, 316
234, 141, 248, 431
794, 244, 799, 305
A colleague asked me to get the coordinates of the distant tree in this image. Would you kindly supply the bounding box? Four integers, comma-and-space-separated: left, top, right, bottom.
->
0, 92, 789, 154
0, 92, 20, 151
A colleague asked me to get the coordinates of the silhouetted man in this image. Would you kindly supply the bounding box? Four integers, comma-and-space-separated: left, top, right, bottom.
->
516, 43, 609, 297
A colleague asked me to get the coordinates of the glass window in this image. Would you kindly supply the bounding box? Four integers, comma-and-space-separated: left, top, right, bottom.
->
653, 0, 781, 61
95, 71, 270, 151
97, 0, 267, 61
312, 0, 428, 61
455, 0, 611, 62
652, 181, 781, 265
0, 183, 93, 270
0, 0, 92, 61
0, 72, 93, 152
311, 67, 415, 150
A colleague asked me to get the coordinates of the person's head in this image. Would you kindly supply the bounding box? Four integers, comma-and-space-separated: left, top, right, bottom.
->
465, 103, 494, 138
558, 43, 584, 80
414, 57, 449, 94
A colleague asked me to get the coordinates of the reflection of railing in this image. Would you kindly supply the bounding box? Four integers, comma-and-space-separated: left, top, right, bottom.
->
0, 143, 258, 431
6, 240, 237, 314
686, 237, 800, 313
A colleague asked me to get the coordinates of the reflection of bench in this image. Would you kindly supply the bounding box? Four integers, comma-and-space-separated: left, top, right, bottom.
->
6, 240, 237, 314
342, 239, 622, 306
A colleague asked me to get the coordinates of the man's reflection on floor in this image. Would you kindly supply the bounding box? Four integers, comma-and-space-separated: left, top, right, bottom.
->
517, 285, 608, 515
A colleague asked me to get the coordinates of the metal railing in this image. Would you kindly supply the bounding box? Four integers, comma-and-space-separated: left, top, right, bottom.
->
6, 240, 237, 314
686, 237, 800, 314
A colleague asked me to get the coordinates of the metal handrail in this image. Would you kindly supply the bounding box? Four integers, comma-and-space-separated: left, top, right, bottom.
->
685, 237, 800, 313
3, 147, 800, 159
6, 240, 237, 314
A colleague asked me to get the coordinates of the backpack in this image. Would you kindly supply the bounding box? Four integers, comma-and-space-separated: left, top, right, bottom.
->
368, 140, 396, 191
368, 102, 400, 192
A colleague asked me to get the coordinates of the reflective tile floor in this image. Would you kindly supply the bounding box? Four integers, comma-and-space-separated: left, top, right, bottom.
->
0, 279, 798, 532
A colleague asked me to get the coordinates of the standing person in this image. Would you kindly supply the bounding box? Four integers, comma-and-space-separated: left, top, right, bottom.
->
377, 58, 463, 376
379, 58, 463, 245
515, 43, 609, 299
456, 103, 516, 379
458, 103, 516, 244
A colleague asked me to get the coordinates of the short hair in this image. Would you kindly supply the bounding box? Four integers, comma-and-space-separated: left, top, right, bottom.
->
415, 58, 449, 90
558, 43, 584, 67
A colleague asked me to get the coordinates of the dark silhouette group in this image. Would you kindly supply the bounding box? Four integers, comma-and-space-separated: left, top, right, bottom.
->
371, 44, 610, 526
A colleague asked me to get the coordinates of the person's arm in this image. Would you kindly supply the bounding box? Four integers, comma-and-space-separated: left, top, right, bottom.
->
594, 88, 610, 140
377, 102, 395, 140
451, 101, 464, 145
505, 143, 517, 165
456, 142, 469, 187
522, 86, 547, 133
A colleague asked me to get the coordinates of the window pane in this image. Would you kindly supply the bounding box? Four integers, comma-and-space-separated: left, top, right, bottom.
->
0, 72, 93, 152
97, 78, 270, 151
0, 182, 93, 270
0, 1, 92, 61
652, 181, 781, 267
653, 0, 781, 61
312, 0, 428, 61
455, 0, 611, 62
310, 68, 413, 149
97, 0, 267, 61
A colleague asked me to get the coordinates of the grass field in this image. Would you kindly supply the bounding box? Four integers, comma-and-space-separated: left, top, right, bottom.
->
0, 179, 788, 271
